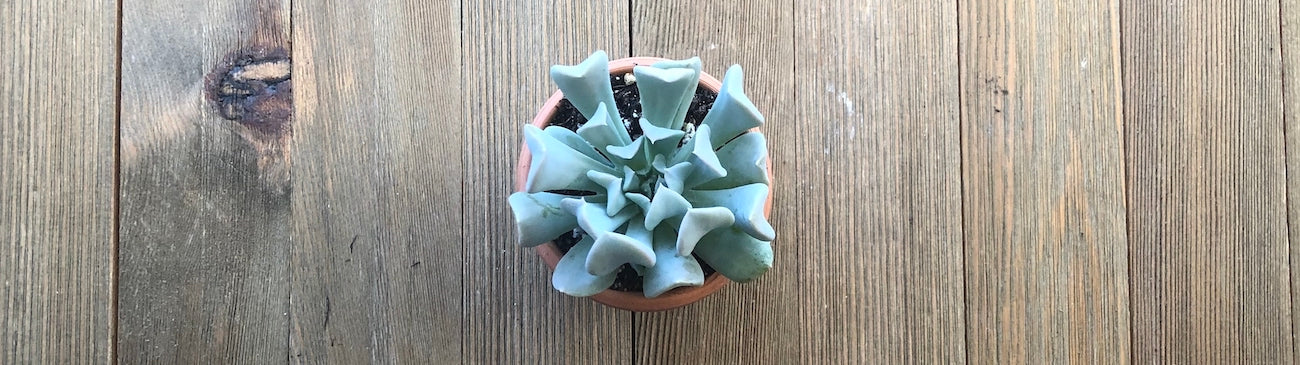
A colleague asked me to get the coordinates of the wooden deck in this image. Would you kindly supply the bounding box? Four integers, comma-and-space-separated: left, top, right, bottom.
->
2, 0, 1297, 363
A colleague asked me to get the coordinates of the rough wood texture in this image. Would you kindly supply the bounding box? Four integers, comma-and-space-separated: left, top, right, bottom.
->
1124, 1, 1293, 363
792, 1, 967, 362
461, 1, 633, 363
287, 1, 463, 363
0, 0, 117, 363
960, 1, 1131, 363
13, 1, 1300, 363
629, 1, 797, 363
1286, 1, 1300, 362
117, 0, 292, 362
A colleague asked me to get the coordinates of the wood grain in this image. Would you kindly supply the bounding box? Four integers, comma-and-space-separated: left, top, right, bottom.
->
287, 1, 463, 363
11, 2, 1300, 362
1289, 0, 1300, 362
792, 1, 967, 362
1124, 1, 1293, 362
629, 1, 797, 363
461, 1, 633, 363
0, 0, 117, 363
960, 1, 1131, 363
118, 0, 292, 362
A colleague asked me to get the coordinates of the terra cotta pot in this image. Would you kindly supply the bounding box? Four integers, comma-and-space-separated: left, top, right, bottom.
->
514, 56, 773, 312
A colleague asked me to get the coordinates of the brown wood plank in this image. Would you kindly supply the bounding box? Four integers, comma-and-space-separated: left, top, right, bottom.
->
287, 1, 463, 363
0, 0, 117, 363
791, 1, 967, 362
462, 1, 633, 363
959, 1, 1131, 363
1124, 1, 1293, 362
118, 0, 292, 362
628, 1, 798, 363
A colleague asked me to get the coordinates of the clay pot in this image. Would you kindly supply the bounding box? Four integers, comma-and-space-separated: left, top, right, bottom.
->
515, 56, 772, 312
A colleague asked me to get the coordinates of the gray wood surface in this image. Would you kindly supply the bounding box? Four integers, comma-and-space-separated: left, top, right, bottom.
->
10, 0, 1300, 363
1124, 0, 1293, 362
791, 1, 968, 362
0, 1, 117, 363
461, 1, 634, 363
287, 0, 464, 363
118, 0, 293, 363
631, 1, 797, 363
960, 0, 1131, 363
1286, 1, 1300, 363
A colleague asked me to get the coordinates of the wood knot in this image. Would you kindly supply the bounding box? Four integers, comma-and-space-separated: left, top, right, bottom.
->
206, 46, 292, 135
203, 45, 294, 195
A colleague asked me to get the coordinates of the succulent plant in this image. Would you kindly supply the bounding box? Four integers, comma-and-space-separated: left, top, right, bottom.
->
509, 50, 774, 298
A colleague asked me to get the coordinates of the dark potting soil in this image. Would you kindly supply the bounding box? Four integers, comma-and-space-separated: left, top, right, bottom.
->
547, 72, 719, 293
547, 73, 718, 141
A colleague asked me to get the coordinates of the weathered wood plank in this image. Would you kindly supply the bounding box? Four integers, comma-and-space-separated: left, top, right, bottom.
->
959, 1, 1131, 363
791, 1, 966, 362
1124, 1, 1293, 362
1284, 0, 1300, 362
462, 1, 633, 363
287, 1, 463, 363
118, 0, 292, 362
629, 1, 797, 363
0, 0, 117, 363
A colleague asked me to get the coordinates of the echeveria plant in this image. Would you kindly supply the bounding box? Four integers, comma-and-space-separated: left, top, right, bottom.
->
509, 50, 773, 298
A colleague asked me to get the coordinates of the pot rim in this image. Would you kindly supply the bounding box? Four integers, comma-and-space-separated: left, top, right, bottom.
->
514, 56, 772, 312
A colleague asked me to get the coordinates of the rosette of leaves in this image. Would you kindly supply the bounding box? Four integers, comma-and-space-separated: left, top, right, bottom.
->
509, 51, 774, 298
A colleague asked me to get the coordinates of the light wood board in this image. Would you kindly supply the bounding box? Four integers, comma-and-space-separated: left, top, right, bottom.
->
0, 0, 117, 363
1284, 0, 1300, 362
1124, 0, 1293, 362
287, 0, 464, 363
791, 1, 968, 362
960, 0, 1131, 362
